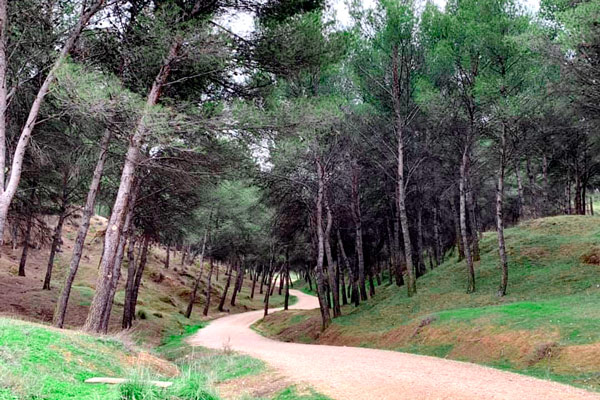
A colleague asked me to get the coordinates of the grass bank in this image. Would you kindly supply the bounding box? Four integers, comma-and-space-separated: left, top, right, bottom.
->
254, 215, 600, 391
0, 317, 328, 400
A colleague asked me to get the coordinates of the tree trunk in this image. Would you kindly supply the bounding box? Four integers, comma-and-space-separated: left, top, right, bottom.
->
315, 157, 331, 330
121, 233, 138, 329
218, 264, 232, 312
84, 38, 181, 333
263, 264, 273, 316
460, 149, 475, 293
466, 175, 480, 261
0, 0, 106, 246
515, 159, 525, 220
337, 230, 358, 307
542, 154, 550, 215
202, 258, 214, 316
18, 209, 34, 277
433, 205, 442, 266
324, 198, 341, 317
451, 198, 464, 261
185, 226, 209, 318
391, 45, 416, 297
230, 261, 243, 307
392, 217, 404, 286
43, 205, 67, 290
416, 206, 425, 277
497, 128, 509, 297
165, 242, 170, 269
130, 234, 149, 320
526, 157, 540, 217
339, 259, 347, 305
54, 128, 112, 328
250, 265, 258, 299
284, 266, 290, 310
350, 160, 368, 300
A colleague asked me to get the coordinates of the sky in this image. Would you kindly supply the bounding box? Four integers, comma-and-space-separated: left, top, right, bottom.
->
224, 0, 541, 37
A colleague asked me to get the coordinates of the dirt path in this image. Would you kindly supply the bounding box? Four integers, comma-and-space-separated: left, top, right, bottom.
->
189, 289, 600, 400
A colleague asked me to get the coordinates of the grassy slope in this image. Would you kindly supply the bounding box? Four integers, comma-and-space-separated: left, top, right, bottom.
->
0, 317, 329, 400
0, 215, 292, 347
255, 215, 600, 391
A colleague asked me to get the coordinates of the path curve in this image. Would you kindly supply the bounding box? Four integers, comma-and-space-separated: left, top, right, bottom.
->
189, 289, 600, 400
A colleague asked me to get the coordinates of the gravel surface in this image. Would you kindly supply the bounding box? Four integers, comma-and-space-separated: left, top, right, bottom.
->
189, 289, 600, 400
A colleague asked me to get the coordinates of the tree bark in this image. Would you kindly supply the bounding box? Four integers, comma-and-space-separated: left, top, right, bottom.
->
315, 157, 331, 330
218, 264, 232, 312
515, 159, 525, 220
230, 260, 244, 307
54, 128, 112, 328
84, 38, 181, 333
185, 226, 209, 318
202, 258, 214, 316
466, 175, 480, 261
0, 0, 106, 246
416, 206, 425, 277
165, 242, 170, 269
350, 159, 368, 300
460, 149, 475, 293
324, 198, 341, 317
451, 197, 464, 261
18, 206, 34, 277
497, 127, 509, 296
121, 233, 138, 329
284, 266, 290, 310
433, 205, 442, 266
43, 211, 67, 290
337, 230, 358, 307
250, 265, 258, 299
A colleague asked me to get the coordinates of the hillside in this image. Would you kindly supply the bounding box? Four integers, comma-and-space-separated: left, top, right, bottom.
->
254, 216, 600, 391
0, 317, 328, 399
0, 214, 291, 346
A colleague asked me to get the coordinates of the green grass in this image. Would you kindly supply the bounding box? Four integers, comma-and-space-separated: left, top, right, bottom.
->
0, 318, 329, 400
256, 216, 600, 391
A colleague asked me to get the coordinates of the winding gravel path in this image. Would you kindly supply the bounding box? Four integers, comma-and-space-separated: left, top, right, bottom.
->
189, 289, 600, 400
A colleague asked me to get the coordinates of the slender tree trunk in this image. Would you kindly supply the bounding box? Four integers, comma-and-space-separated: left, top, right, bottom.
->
263, 264, 273, 316
526, 157, 540, 217
121, 234, 138, 329
515, 159, 525, 220
497, 128, 509, 296
130, 234, 149, 320
43, 210, 67, 290
54, 128, 112, 328
324, 198, 341, 317
451, 198, 464, 261
339, 259, 347, 305
0, 0, 106, 246
590, 197, 594, 216
84, 39, 182, 333
315, 157, 331, 330
185, 226, 209, 318
165, 242, 170, 269
337, 230, 358, 307
284, 266, 290, 310
393, 217, 404, 286
250, 265, 258, 299
350, 160, 368, 300
392, 45, 416, 297
230, 261, 243, 307
416, 206, 425, 277
218, 264, 232, 312
542, 154, 550, 215
18, 208, 34, 277
460, 149, 475, 293
433, 205, 442, 266
202, 258, 214, 316
466, 175, 480, 261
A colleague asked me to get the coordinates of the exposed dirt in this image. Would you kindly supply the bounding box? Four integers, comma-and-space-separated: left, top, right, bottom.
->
189, 290, 600, 400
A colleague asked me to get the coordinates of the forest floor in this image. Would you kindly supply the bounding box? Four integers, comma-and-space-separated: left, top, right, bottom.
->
190, 288, 600, 400
253, 215, 600, 392
0, 214, 292, 347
